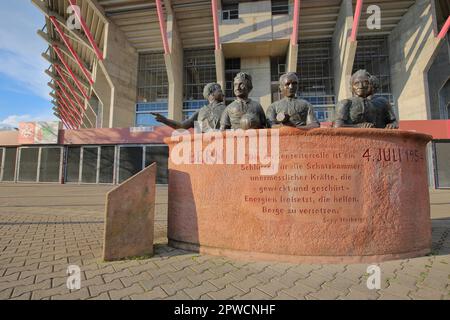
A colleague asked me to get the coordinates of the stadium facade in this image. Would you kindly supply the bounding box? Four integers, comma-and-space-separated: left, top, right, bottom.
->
0, 0, 449, 187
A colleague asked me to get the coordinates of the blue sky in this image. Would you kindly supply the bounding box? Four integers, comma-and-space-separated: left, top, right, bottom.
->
0, 0, 55, 128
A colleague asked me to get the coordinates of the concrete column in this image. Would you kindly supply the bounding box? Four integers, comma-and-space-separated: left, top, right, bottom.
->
286, 44, 298, 72
99, 21, 138, 128
332, 0, 356, 103
164, 13, 184, 122
241, 57, 272, 110
215, 49, 226, 91
389, 0, 444, 120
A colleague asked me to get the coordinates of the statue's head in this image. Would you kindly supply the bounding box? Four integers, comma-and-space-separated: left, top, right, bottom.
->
234, 72, 253, 99
279, 72, 299, 98
351, 69, 371, 98
203, 83, 224, 103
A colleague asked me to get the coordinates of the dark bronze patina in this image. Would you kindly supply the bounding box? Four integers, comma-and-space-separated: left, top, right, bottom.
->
266, 72, 320, 129
220, 72, 268, 130
151, 83, 226, 132
334, 70, 398, 129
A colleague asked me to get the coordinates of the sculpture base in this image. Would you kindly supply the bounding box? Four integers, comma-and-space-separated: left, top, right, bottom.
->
165, 128, 432, 264
169, 239, 430, 264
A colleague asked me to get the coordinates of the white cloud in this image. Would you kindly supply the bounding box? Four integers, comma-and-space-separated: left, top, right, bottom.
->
0, 1, 51, 100
1, 113, 57, 128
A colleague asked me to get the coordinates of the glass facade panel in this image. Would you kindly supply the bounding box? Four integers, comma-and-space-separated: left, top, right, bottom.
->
272, 0, 289, 15
136, 52, 168, 127
225, 58, 241, 104
435, 142, 450, 188
99, 146, 115, 184
184, 49, 216, 101
353, 37, 393, 104
118, 147, 143, 184
81, 147, 98, 184
222, 3, 238, 20
66, 147, 81, 183
2, 148, 17, 182
39, 148, 61, 182
18, 148, 39, 182
145, 146, 169, 184
136, 112, 168, 127
297, 40, 335, 122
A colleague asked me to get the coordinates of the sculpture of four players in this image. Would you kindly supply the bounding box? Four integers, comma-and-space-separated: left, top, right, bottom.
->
150, 70, 398, 132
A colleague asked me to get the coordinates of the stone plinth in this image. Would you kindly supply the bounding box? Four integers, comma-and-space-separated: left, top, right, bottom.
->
103, 163, 156, 261
165, 128, 432, 263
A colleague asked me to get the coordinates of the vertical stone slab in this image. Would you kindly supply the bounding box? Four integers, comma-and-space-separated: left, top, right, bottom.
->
103, 163, 156, 261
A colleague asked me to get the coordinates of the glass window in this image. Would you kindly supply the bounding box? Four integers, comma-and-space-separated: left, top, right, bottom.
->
81, 147, 98, 184
272, 0, 289, 15
145, 146, 169, 184
2, 148, 17, 182
18, 148, 39, 182
137, 52, 168, 103
184, 49, 216, 101
99, 146, 115, 184
136, 52, 169, 127
39, 147, 61, 183
435, 142, 450, 188
222, 3, 238, 20
225, 58, 241, 104
136, 112, 168, 127
66, 147, 81, 183
118, 147, 143, 184
297, 40, 335, 122
353, 36, 393, 104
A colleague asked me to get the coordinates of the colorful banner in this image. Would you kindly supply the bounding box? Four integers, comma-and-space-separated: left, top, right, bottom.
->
18, 121, 60, 144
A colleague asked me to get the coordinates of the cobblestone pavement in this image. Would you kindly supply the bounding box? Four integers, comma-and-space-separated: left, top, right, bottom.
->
0, 184, 449, 300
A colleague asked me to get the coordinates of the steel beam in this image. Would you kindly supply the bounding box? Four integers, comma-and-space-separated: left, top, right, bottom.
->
291, 0, 301, 45
53, 45, 90, 99
350, 0, 363, 41
437, 16, 450, 39
68, 0, 104, 60
156, 0, 170, 54
49, 16, 94, 84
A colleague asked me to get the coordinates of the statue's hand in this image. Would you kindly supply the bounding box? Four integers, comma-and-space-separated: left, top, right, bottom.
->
385, 123, 398, 130
150, 112, 166, 122
358, 122, 375, 129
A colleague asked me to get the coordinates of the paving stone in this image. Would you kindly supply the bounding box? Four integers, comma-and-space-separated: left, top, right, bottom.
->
89, 279, 124, 297
187, 271, 218, 286
52, 288, 90, 300
409, 287, 446, 300
184, 282, 219, 300
11, 279, 52, 298
208, 274, 240, 290
279, 282, 315, 299
307, 286, 347, 300
254, 280, 290, 297
140, 275, 174, 291
160, 279, 196, 296
230, 276, 261, 293
108, 283, 145, 300
234, 288, 272, 300
119, 272, 152, 287
130, 287, 169, 300
207, 285, 245, 300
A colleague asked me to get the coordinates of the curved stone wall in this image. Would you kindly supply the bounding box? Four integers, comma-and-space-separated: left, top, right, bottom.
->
165, 127, 432, 263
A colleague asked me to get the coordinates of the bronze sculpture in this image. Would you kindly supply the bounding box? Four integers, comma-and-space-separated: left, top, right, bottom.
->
334, 70, 398, 129
151, 83, 226, 132
266, 72, 320, 129
220, 72, 268, 130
